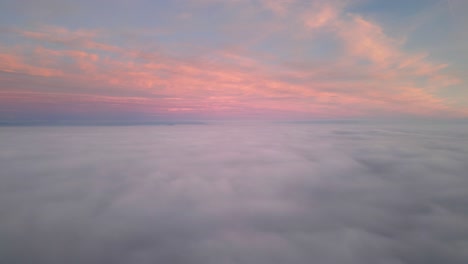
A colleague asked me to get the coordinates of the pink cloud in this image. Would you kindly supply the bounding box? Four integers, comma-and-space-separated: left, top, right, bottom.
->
17, 26, 121, 53
1, 42, 464, 118
260, 0, 296, 16
1, 10, 466, 120
303, 4, 339, 29
0, 53, 63, 77
336, 15, 399, 67
300, 2, 456, 81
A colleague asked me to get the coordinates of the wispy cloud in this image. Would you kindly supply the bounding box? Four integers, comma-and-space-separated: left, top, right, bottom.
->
0, 0, 465, 121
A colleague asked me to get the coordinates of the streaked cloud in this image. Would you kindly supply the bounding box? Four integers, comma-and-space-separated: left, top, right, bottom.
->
0, 0, 466, 121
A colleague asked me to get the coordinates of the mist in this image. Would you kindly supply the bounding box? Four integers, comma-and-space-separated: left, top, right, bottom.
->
1, 122, 468, 264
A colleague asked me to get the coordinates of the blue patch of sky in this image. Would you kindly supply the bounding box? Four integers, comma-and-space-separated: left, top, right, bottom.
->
350, 0, 465, 75
350, 0, 441, 18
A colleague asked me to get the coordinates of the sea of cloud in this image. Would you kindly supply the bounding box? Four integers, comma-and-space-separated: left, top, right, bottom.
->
1, 122, 468, 264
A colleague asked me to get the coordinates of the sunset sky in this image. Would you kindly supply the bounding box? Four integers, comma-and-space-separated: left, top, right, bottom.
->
1, 0, 467, 122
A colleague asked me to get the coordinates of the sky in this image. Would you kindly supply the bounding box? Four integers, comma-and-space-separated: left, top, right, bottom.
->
1, 0, 467, 122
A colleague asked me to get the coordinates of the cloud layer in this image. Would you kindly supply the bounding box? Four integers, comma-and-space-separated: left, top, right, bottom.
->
1, 123, 468, 263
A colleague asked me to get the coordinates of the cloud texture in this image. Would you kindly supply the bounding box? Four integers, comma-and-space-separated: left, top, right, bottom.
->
1, 0, 467, 120
1, 123, 468, 263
